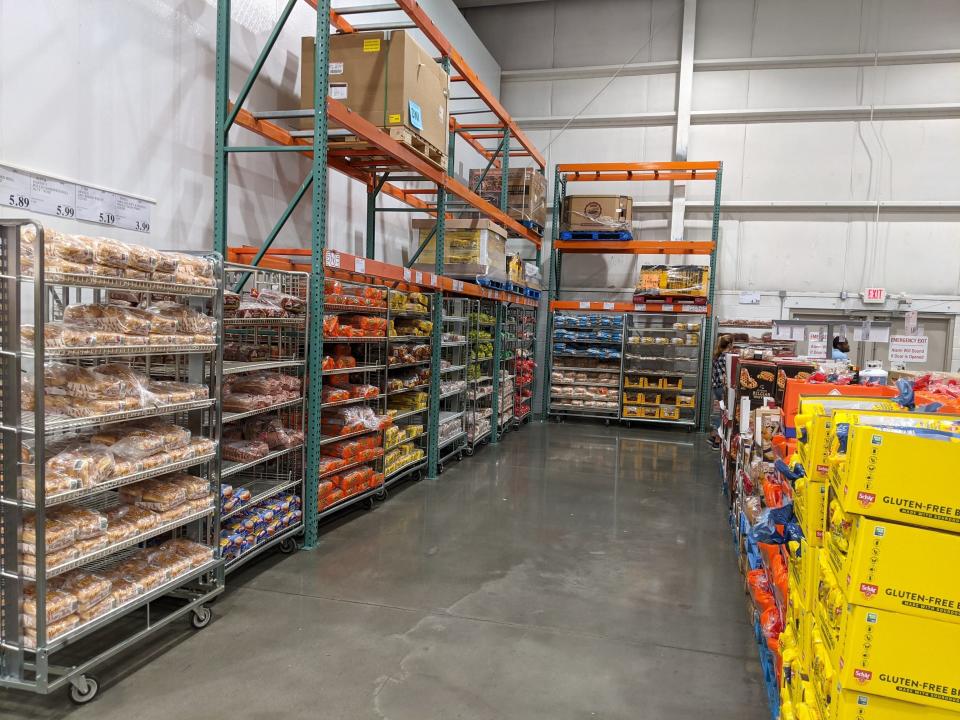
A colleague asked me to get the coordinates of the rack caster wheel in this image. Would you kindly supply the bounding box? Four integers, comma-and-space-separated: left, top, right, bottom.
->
457, 451, 464, 461
363, 497, 375, 510
437, 463, 444, 474
69, 675, 99, 705
191, 605, 213, 630
464, 446, 474, 457
279, 537, 298, 554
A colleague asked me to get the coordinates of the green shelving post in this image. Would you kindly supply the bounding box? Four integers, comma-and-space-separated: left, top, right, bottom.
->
697, 163, 723, 430
541, 166, 564, 418
303, 1, 332, 548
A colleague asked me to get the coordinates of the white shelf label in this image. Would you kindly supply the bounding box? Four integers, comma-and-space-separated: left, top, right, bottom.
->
403, 268, 412, 282
415, 271, 423, 284
354, 257, 365, 274
453, 280, 463, 292
602, 302, 615, 310
429, 273, 436, 286
2, 164, 153, 232
578, 301, 590, 309
325, 250, 340, 269
634, 304, 646, 311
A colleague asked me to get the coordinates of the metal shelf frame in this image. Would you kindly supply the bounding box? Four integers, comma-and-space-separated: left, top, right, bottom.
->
0, 219, 225, 698
543, 161, 723, 429
214, 0, 545, 544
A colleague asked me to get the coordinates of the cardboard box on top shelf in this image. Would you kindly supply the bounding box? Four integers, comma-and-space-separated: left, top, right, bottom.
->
411, 218, 508, 282
562, 196, 633, 233
774, 360, 817, 406
301, 31, 449, 155
469, 168, 547, 229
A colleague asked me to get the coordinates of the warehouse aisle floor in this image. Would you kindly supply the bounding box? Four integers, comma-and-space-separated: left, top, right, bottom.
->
2, 423, 767, 720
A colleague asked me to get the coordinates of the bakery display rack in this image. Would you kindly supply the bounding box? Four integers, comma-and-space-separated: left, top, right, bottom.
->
497, 303, 515, 434
621, 312, 703, 427
507, 304, 536, 426
465, 300, 496, 454
220, 263, 308, 572
548, 311, 624, 422
437, 297, 469, 470
0, 219, 224, 703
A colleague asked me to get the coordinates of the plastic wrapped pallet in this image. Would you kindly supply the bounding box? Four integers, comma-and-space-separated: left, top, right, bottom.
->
411, 219, 507, 282
468, 167, 547, 229
562, 196, 632, 233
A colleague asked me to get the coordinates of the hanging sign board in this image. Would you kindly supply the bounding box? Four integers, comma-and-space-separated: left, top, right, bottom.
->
889, 335, 928, 363
807, 330, 828, 359
904, 310, 918, 335
0, 163, 153, 233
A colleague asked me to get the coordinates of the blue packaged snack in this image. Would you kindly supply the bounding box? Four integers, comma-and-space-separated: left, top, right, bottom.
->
220, 483, 233, 499
222, 495, 240, 513
265, 519, 281, 536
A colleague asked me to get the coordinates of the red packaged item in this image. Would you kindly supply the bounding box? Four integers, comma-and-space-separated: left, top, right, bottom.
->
317, 480, 335, 498
346, 383, 379, 399
322, 356, 336, 371
322, 386, 350, 404
335, 355, 357, 369
324, 280, 343, 295
319, 457, 345, 475
322, 315, 340, 336
256, 288, 305, 314
322, 439, 363, 460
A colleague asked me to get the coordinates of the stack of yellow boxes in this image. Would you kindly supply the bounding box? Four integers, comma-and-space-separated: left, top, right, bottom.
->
781, 396, 960, 720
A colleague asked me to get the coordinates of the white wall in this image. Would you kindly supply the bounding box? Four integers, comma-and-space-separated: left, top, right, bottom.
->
464, 0, 960, 368
0, 0, 498, 268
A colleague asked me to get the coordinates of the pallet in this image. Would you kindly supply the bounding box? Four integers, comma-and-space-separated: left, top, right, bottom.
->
476, 276, 540, 301
559, 230, 634, 241
631, 293, 708, 305
329, 126, 446, 171
520, 219, 544, 235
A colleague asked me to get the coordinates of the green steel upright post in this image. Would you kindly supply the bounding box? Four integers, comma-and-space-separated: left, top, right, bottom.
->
427, 56, 452, 479
366, 177, 377, 260
541, 167, 563, 418
698, 163, 723, 431
499, 128, 511, 214
490, 302, 503, 443
304, 2, 332, 549
213, 0, 231, 258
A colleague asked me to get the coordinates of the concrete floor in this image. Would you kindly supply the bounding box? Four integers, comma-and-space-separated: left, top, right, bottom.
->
1, 423, 768, 720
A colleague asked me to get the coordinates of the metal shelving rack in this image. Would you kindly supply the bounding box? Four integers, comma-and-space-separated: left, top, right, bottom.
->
548, 311, 624, 421
621, 312, 704, 427
220, 263, 307, 571
214, 0, 544, 547
497, 304, 515, 434
509, 304, 536, 424
318, 278, 389, 518
0, 220, 224, 702
439, 297, 468, 467
542, 162, 722, 429
465, 300, 496, 454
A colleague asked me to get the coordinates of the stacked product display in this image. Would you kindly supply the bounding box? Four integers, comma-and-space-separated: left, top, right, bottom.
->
722, 344, 960, 720
621, 313, 702, 425
439, 297, 469, 462
498, 304, 515, 431
549, 312, 623, 419
220, 264, 307, 569
510, 305, 537, 422
1, 222, 222, 698
466, 300, 496, 452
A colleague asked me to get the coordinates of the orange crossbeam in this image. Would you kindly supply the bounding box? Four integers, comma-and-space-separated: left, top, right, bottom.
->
231, 106, 433, 212
558, 162, 721, 172
563, 171, 716, 182
550, 300, 710, 314
554, 241, 715, 255
451, 118, 501, 168
231, 245, 538, 306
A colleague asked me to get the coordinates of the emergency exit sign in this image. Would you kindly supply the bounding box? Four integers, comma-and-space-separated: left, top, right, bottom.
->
863, 287, 886, 303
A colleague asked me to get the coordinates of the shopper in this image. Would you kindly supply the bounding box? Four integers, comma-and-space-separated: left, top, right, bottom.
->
831, 335, 850, 361
708, 334, 734, 450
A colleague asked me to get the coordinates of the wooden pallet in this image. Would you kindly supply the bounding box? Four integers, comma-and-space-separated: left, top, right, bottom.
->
329, 126, 446, 171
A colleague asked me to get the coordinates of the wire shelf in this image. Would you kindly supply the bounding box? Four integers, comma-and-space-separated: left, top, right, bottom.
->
38, 272, 218, 297
438, 432, 467, 450
221, 445, 303, 479
321, 395, 381, 410
441, 365, 467, 374
221, 476, 304, 521
389, 407, 428, 422
322, 364, 385, 376
224, 522, 303, 574
28, 344, 217, 359
319, 427, 382, 446
222, 398, 302, 424
222, 359, 305, 375
26, 399, 215, 434
320, 454, 383, 480
223, 316, 306, 327
387, 384, 429, 396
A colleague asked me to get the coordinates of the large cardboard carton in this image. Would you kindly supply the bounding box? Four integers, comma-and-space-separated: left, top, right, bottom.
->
468, 168, 547, 229
411, 218, 507, 281
781, 382, 899, 438
301, 31, 449, 153
826, 514, 960, 625
562, 195, 632, 232
829, 425, 960, 533
737, 359, 777, 408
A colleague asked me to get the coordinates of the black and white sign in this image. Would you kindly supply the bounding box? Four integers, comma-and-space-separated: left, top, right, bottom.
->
0, 164, 153, 233
889, 335, 928, 363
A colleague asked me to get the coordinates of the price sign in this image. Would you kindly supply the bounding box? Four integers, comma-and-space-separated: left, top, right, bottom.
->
324, 250, 340, 269
453, 280, 463, 292
415, 271, 423, 284
428, 273, 436, 287
2, 164, 153, 232
602, 302, 615, 310
807, 330, 827, 359
772, 323, 793, 341
354, 257, 365, 274
403, 268, 412, 282
578, 301, 590, 309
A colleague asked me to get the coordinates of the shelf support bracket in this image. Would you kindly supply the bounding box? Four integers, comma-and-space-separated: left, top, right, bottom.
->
366, 172, 389, 259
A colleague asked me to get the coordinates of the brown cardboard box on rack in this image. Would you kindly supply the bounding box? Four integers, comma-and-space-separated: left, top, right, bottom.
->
562, 196, 633, 233
300, 31, 449, 155
411, 218, 508, 282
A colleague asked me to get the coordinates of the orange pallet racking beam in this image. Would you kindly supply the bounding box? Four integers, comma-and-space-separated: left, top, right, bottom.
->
550, 300, 710, 314
554, 240, 716, 255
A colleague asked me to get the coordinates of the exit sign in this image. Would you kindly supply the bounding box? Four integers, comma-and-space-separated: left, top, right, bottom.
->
863, 287, 886, 304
